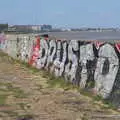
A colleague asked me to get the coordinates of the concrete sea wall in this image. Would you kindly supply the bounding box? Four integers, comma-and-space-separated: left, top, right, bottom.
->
1, 33, 120, 107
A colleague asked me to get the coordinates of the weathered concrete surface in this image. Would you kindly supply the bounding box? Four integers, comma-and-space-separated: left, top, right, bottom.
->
94, 44, 119, 98
1, 33, 120, 107
0, 51, 120, 120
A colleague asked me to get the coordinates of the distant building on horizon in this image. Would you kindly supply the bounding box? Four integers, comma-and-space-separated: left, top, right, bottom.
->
41, 24, 52, 32
0, 23, 8, 33
8, 24, 52, 33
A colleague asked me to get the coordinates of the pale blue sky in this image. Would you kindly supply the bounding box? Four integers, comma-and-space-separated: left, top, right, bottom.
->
0, 0, 120, 28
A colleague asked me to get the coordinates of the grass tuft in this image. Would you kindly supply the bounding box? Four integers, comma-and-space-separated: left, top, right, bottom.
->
0, 94, 8, 106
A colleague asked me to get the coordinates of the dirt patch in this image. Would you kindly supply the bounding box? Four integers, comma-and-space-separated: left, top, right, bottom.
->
0, 51, 120, 120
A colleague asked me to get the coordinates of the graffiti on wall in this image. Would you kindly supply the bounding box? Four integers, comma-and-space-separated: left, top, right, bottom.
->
1, 34, 120, 106
0, 33, 6, 49
29, 36, 40, 66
